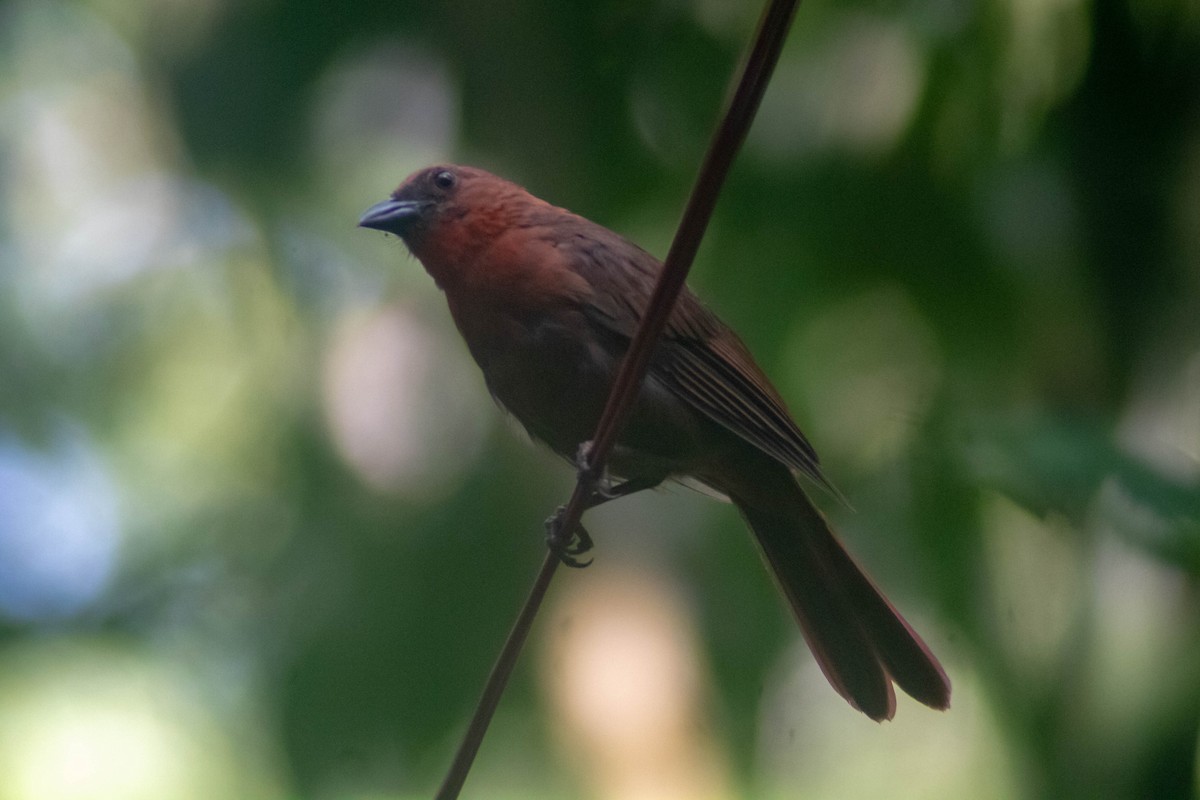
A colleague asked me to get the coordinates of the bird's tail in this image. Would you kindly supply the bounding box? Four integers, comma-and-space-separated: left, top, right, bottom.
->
730, 480, 950, 721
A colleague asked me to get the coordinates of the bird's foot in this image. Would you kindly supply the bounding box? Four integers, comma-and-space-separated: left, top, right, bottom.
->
545, 505, 594, 568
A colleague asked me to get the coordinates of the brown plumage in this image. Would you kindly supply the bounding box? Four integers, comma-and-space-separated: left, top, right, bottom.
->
359, 164, 950, 720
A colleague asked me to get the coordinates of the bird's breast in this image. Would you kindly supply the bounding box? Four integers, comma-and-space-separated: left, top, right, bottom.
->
463, 306, 616, 458
443, 293, 708, 481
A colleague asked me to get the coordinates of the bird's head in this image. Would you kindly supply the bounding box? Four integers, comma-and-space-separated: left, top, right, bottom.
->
358, 164, 534, 250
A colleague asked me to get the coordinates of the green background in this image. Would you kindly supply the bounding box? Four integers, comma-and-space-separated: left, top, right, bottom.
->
0, 0, 1197, 797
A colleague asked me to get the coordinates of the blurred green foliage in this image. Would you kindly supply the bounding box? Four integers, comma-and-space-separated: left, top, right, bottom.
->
0, 0, 1198, 798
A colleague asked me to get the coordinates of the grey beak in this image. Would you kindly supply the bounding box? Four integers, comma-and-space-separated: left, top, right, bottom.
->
358, 199, 426, 234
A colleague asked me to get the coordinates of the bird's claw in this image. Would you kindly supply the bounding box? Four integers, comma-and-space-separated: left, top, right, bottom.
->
545, 505, 594, 568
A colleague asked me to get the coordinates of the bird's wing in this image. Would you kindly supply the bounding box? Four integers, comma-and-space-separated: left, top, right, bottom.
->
560, 222, 831, 490
659, 328, 830, 489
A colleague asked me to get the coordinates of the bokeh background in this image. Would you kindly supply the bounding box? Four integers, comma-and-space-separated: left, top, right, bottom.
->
1, 0, 1198, 798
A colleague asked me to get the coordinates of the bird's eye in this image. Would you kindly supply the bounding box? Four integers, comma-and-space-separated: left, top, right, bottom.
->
433, 170, 456, 190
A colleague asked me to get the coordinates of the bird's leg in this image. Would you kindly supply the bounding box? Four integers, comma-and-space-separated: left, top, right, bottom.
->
545, 443, 664, 568
573, 440, 604, 496
573, 441, 664, 507
545, 475, 663, 566
586, 476, 663, 508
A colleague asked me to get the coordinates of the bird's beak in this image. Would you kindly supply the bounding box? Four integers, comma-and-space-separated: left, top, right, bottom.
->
358, 199, 427, 234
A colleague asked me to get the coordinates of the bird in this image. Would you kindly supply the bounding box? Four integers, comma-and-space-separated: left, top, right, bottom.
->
359, 164, 950, 721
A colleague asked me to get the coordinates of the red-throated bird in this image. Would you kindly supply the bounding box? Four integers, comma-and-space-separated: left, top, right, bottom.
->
359, 165, 950, 720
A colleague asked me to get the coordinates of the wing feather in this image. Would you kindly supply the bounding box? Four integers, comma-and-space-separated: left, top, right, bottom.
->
550, 218, 833, 491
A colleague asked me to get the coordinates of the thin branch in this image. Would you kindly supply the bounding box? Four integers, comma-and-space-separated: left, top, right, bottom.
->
434, 1, 800, 797
433, 550, 557, 800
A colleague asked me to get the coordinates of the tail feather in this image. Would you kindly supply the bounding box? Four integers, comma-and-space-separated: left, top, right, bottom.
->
733, 486, 950, 721
804, 509, 951, 711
